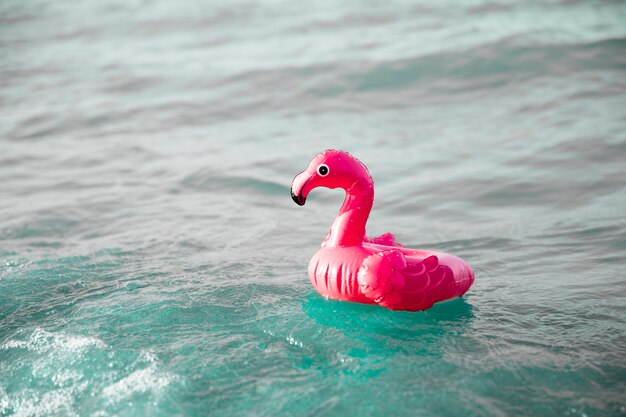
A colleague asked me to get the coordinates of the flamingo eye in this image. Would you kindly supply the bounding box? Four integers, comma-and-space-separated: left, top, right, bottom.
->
317, 164, 329, 176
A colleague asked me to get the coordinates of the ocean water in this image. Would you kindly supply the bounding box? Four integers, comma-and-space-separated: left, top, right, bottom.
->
1, 0, 626, 416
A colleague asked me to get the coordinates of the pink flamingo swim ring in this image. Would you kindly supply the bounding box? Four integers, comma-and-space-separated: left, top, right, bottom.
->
291, 149, 474, 311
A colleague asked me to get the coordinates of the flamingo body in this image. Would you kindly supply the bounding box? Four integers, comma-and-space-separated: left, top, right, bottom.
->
291, 150, 474, 311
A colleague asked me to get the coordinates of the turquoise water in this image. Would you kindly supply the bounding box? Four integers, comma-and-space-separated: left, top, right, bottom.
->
2, 0, 626, 416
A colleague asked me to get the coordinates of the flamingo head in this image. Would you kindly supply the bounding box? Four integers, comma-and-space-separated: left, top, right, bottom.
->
291, 149, 371, 206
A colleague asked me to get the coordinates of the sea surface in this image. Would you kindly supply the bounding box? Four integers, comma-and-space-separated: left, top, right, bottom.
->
1, 0, 626, 416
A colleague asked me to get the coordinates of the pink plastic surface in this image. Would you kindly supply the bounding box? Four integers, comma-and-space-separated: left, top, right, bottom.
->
291, 150, 474, 311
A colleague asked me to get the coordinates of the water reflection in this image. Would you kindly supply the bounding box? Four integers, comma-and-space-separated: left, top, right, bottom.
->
302, 292, 474, 348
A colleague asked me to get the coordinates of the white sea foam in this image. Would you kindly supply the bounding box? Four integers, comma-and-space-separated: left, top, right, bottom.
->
1, 386, 84, 417
1, 328, 105, 353
101, 364, 174, 404
0, 329, 104, 416
0, 387, 9, 416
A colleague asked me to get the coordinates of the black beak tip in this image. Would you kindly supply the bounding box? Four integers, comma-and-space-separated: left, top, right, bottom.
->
291, 189, 306, 206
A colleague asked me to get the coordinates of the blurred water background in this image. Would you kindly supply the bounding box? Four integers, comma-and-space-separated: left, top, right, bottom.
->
1, 0, 626, 416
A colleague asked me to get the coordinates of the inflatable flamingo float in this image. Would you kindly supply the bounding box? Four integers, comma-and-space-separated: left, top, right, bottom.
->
291, 150, 474, 311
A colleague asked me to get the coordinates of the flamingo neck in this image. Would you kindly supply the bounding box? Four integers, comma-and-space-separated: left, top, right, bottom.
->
325, 179, 374, 247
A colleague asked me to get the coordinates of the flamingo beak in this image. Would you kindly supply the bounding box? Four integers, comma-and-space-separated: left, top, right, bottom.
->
291, 171, 311, 206
291, 189, 306, 206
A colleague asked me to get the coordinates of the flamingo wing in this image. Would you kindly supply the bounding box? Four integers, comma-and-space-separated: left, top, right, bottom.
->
357, 250, 455, 311
364, 232, 403, 247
